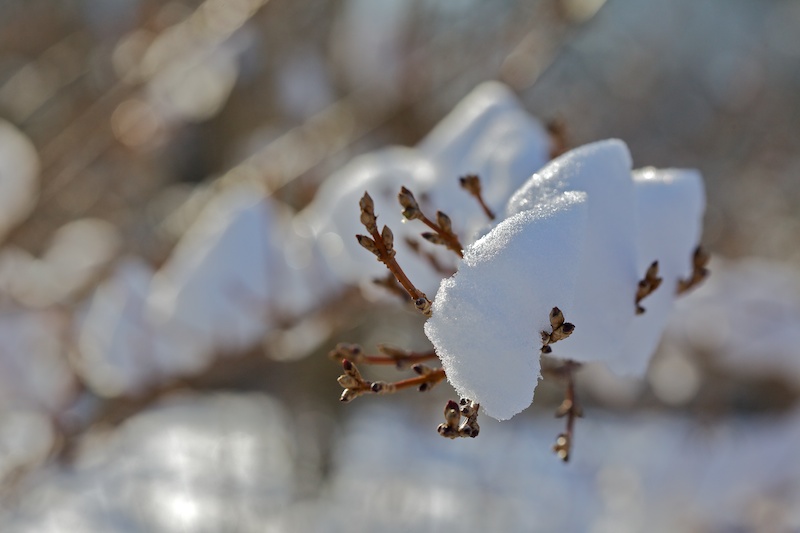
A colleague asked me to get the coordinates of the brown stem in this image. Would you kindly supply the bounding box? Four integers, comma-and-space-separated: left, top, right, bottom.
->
553, 360, 582, 462
369, 226, 428, 300
418, 215, 464, 258
459, 175, 495, 221
373, 368, 446, 394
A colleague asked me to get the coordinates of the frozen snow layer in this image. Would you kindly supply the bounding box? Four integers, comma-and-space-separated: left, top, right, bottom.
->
0, 119, 39, 243
424, 193, 589, 420
302, 82, 552, 297
428, 139, 705, 419
665, 256, 800, 387
508, 140, 642, 369
2, 393, 296, 533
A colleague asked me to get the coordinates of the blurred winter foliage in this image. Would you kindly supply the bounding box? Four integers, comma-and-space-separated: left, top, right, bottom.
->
0, 0, 799, 530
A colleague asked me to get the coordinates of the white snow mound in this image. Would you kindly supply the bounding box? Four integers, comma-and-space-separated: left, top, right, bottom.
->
427, 139, 705, 419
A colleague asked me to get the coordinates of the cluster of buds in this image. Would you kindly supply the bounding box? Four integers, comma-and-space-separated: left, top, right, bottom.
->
356, 191, 432, 316
635, 260, 663, 315
677, 245, 710, 294
437, 398, 480, 439
398, 186, 464, 258
540, 307, 575, 354
337, 359, 374, 403
336, 358, 446, 403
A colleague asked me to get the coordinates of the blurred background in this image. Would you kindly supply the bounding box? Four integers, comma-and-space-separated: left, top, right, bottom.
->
1, 0, 799, 531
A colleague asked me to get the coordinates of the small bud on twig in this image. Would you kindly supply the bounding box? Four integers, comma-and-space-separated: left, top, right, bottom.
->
356, 234, 381, 259
398, 186, 422, 220
541, 307, 575, 353
359, 192, 378, 234
381, 225, 395, 256
677, 245, 710, 295
436, 211, 452, 234
635, 260, 663, 315
437, 398, 480, 439
459, 174, 496, 221
398, 186, 464, 258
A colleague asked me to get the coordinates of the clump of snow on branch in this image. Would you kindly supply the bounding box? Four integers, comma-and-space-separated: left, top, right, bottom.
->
426, 139, 705, 420
301, 81, 551, 297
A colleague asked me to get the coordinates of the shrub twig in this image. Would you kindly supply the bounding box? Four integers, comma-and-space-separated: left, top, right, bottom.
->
459, 174, 495, 221
398, 186, 464, 258
635, 260, 662, 314
329, 343, 438, 370
356, 191, 432, 316
677, 245, 710, 295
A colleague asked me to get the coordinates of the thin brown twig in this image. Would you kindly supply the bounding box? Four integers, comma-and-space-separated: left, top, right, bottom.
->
399, 187, 464, 258
357, 192, 432, 316
552, 360, 582, 462
372, 367, 446, 394
329, 343, 438, 369
459, 174, 496, 221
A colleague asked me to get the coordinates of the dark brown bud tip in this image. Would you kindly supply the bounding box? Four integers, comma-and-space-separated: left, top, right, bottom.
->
561, 323, 575, 334
541, 345, 553, 354
446, 400, 460, 411
342, 359, 353, 371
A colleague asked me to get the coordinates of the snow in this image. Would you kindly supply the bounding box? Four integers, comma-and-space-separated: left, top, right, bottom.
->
424, 192, 589, 420
302, 82, 552, 297
427, 139, 705, 419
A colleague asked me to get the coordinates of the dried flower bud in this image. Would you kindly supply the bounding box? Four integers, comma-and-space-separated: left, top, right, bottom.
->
555, 399, 573, 418
337, 374, 360, 389
541, 307, 575, 351
359, 192, 377, 233
459, 174, 482, 195
415, 297, 432, 317
329, 343, 363, 362
438, 424, 458, 439
635, 260, 663, 314
421, 232, 447, 246
398, 186, 421, 220
412, 363, 433, 375
371, 381, 396, 394
444, 400, 461, 424
356, 234, 381, 258
550, 307, 565, 329
553, 433, 570, 461
677, 245, 711, 295
381, 225, 395, 256
340, 389, 358, 403
436, 211, 453, 234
